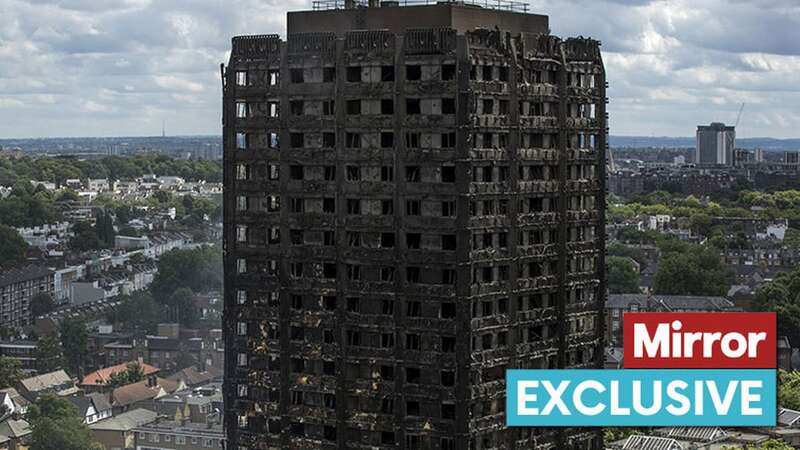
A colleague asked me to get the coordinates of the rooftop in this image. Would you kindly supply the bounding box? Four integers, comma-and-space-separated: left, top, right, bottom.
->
622, 435, 682, 450
0, 265, 53, 287
112, 377, 185, 407
312, 0, 529, 13
134, 419, 223, 437
607, 294, 736, 311
81, 361, 160, 387
167, 366, 222, 387
286, 0, 548, 35
19, 369, 74, 395
0, 419, 30, 439
89, 408, 158, 431
778, 407, 800, 427
657, 426, 727, 443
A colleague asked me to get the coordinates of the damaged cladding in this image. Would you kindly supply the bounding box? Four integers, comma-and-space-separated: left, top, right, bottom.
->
222, 1, 607, 449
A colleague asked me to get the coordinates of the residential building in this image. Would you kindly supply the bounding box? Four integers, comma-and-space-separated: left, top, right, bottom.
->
222, 2, 606, 449
155, 384, 223, 425
0, 418, 30, 450
778, 336, 793, 371
15, 222, 72, 249
88, 179, 111, 192
145, 336, 181, 372
696, 122, 735, 166
0, 341, 37, 374
66, 392, 113, 424
0, 266, 55, 328
80, 360, 160, 393
87, 327, 138, 367
167, 367, 223, 389
133, 420, 224, 450
17, 370, 79, 402
0, 388, 29, 415
53, 265, 86, 304
111, 376, 186, 414
89, 408, 159, 450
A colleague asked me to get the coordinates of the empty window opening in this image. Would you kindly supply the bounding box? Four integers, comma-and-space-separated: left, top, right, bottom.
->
346, 66, 362, 82
406, 65, 421, 81
290, 68, 304, 83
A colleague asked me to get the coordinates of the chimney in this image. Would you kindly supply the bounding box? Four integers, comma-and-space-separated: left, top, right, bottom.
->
147, 375, 157, 387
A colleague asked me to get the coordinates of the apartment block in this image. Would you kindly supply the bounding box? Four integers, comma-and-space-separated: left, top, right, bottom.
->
222, 1, 607, 449
0, 266, 54, 329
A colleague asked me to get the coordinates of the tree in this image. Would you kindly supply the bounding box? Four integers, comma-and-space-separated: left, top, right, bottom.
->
176, 352, 198, 370
118, 225, 141, 237
166, 287, 199, 327
603, 428, 642, 445
688, 212, 713, 237
0, 224, 28, 268
30, 293, 55, 318
69, 221, 102, 251
114, 205, 132, 225
60, 318, 88, 377
653, 244, 735, 296
28, 394, 103, 450
107, 361, 145, 389
607, 242, 647, 269
106, 291, 165, 333
150, 246, 222, 300
34, 335, 65, 374
785, 227, 800, 251
54, 189, 79, 202
94, 211, 115, 247
750, 267, 800, 347
0, 357, 23, 389
607, 257, 640, 294
752, 282, 790, 312
722, 439, 795, 450
153, 190, 172, 204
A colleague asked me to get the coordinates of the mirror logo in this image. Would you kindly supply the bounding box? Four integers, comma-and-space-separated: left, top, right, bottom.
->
507, 312, 777, 426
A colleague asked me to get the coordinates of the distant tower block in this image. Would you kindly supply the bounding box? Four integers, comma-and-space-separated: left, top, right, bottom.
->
696, 122, 735, 166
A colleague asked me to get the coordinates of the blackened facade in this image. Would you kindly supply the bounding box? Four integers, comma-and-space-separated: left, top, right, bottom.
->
223, 3, 606, 449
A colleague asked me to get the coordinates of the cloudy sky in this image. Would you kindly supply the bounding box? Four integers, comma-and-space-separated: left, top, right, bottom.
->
0, 0, 798, 138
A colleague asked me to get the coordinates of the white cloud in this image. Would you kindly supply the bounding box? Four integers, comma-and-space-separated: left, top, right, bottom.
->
0, 98, 25, 108
153, 75, 205, 93
0, 0, 798, 138
83, 100, 113, 113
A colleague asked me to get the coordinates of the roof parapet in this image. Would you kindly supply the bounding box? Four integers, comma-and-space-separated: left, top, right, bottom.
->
312, 0, 529, 13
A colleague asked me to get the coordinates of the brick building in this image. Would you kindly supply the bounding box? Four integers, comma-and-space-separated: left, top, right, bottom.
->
222, 1, 606, 449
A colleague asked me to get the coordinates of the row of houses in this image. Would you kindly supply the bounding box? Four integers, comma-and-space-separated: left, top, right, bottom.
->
610, 419, 800, 449
34, 176, 221, 195
0, 364, 223, 450
0, 232, 193, 329
0, 322, 224, 376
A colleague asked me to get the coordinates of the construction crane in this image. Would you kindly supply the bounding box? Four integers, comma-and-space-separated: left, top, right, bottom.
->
607, 146, 618, 174
734, 102, 745, 128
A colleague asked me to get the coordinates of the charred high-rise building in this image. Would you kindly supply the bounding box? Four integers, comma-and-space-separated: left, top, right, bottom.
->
222, 1, 607, 449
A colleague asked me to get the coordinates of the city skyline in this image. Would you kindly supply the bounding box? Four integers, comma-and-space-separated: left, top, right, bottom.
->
0, 0, 798, 139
